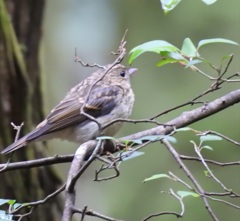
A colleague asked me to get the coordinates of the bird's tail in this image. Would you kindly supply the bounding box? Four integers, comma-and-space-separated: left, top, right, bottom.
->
0, 129, 39, 154
1, 135, 29, 154
1, 122, 51, 154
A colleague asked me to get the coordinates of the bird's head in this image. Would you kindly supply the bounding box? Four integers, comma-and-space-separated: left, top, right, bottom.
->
104, 64, 138, 84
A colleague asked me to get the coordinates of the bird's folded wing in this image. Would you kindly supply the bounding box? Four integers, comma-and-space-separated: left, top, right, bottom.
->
27, 86, 123, 140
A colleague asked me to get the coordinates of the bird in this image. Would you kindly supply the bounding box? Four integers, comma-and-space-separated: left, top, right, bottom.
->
1, 64, 137, 154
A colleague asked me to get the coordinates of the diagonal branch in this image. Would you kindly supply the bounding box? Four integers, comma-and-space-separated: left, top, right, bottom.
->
121, 89, 240, 142
1, 89, 240, 172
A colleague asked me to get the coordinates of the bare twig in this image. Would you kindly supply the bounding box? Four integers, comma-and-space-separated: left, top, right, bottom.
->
198, 130, 240, 146
74, 48, 104, 68
205, 195, 240, 209
169, 189, 185, 216
219, 54, 234, 78
162, 139, 219, 221
121, 89, 240, 142
10, 184, 66, 214
11, 122, 24, 142
72, 207, 124, 221
141, 211, 181, 221
179, 155, 240, 166
0, 154, 74, 172
193, 142, 232, 192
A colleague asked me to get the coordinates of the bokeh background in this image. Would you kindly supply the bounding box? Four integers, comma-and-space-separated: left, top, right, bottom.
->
40, 0, 239, 220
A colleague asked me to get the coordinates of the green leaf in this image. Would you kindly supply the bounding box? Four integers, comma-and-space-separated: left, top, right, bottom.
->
160, 0, 182, 14
168, 52, 185, 60
133, 135, 176, 144
156, 51, 186, 67
204, 170, 210, 176
7, 200, 15, 206
119, 151, 144, 161
202, 145, 213, 151
177, 191, 199, 198
0, 210, 13, 221
12, 203, 22, 210
156, 58, 180, 67
122, 139, 142, 145
200, 135, 223, 142
129, 40, 180, 64
0, 199, 11, 206
164, 135, 177, 143
201, 0, 218, 5
181, 38, 199, 57
197, 38, 239, 50
0, 199, 16, 207
185, 59, 203, 68
143, 174, 171, 183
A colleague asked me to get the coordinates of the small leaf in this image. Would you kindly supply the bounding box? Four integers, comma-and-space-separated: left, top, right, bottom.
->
119, 151, 144, 161
181, 38, 199, 57
7, 200, 16, 206
129, 40, 180, 64
0, 199, 16, 206
201, 0, 218, 5
160, 0, 182, 14
177, 191, 199, 198
164, 135, 177, 143
156, 58, 180, 67
13, 203, 22, 210
0, 210, 13, 221
123, 139, 142, 145
168, 51, 185, 60
156, 51, 186, 67
185, 59, 203, 68
202, 145, 213, 151
200, 135, 223, 142
204, 170, 211, 177
0, 199, 11, 206
143, 174, 171, 183
197, 38, 239, 50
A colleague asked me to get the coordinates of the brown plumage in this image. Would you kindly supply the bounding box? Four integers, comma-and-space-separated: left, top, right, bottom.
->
1, 64, 137, 154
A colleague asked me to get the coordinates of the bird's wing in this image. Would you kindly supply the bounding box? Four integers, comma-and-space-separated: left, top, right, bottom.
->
27, 85, 123, 140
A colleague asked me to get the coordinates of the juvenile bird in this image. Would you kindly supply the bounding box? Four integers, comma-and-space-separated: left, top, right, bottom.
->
1, 64, 137, 154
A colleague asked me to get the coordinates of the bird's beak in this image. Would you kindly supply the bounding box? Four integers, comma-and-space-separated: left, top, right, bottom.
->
128, 68, 138, 76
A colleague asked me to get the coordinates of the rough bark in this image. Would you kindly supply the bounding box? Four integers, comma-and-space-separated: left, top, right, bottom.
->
0, 1, 63, 220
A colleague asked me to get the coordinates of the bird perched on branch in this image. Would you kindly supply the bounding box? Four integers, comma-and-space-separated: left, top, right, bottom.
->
1, 64, 137, 154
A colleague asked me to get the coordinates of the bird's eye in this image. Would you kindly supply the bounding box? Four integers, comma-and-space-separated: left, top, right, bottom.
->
119, 70, 126, 77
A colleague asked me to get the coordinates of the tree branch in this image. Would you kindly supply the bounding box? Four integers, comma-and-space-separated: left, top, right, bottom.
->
121, 89, 240, 142
1, 89, 240, 172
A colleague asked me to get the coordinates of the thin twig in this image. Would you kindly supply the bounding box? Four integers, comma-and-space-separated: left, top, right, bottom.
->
10, 184, 66, 213
179, 155, 240, 166
193, 142, 232, 192
141, 211, 181, 221
198, 130, 240, 146
162, 139, 219, 221
72, 207, 124, 221
11, 122, 24, 142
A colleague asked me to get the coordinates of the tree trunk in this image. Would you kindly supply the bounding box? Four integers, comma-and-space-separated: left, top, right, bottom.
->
0, 1, 63, 220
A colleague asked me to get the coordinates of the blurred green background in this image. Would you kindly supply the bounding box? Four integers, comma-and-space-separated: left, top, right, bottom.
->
40, 0, 239, 220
